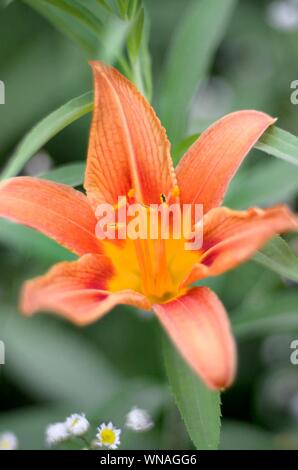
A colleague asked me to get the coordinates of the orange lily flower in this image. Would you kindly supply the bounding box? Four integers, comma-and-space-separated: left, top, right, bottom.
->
0, 62, 297, 390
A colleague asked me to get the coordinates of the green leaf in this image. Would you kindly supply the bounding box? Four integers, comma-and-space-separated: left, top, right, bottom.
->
40, 162, 86, 186
127, 6, 144, 63
96, 0, 114, 14
127, 0, 141, 19
116, 0, 129, 18
130, 9, 152, 100
254, 237, 298, 282
256, 125, 298, 166
225, 158, 298, 208
138, 18, 152, 101
99, 14, 131, 64
162, 334, 221, 450
43, 0, 103, 36
173, 125, 298, 169
157, 0, 236, 145
1, 91, 93, 180
23, 0, 100, 54
172, 133, 198, 165
232, 292, 298, 339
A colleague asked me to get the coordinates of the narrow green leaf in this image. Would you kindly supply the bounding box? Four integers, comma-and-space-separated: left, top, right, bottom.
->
39, 162, 85, 187
99, 15, 131, 64
44, 0, 103, 36
158, 0, 236, 144
133, 10, 152, 101
23, 0, 99, 54
127, 0, 141, 19
127, 6, 144, 63
232, 292, 298, 339
96, 0, 113, 13
254, 237, 298, 282
173, 125, 298, 168
163, 334, 221, 450
116, 0, 129, 18
1, 91, 93, 180
256, 126, 298, 166
172, 133, 198, 164
225, 158, 298, 208
140, 50, 152, 102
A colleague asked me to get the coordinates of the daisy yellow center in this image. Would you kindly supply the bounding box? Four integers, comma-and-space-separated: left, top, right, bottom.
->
100, 428, 116, 445
70, 418, 79, 428
0, 440, 10, 449
102, 195, 198, 304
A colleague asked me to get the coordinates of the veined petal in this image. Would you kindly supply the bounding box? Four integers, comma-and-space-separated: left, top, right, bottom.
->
185, 205, 298, 284
153, 287, 236, 390
21, 254, 149, 325
176, 111, 275, 215
85, 61, 176, 208
0, 177, 100, 256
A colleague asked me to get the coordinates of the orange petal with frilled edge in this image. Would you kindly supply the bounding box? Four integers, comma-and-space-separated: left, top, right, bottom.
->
153, 287, 236, 390
85, 61, 176, 208
176, 111, 276, 216
0, 177, 101, 256
21, 254, 150, 325
184, 205, 298, 285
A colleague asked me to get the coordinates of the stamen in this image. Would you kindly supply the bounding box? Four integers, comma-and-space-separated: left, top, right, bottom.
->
171, 185, 180, 198
133, 238, 153, 297
128, 188, 135, 199
160, 193, 167, 204
113, 196, 127, 210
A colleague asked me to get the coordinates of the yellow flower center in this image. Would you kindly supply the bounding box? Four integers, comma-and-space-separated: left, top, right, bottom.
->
0, 440, 10, 449
70, 418, 79, 428
102, 194, 199, 304
100, 429, 116, 446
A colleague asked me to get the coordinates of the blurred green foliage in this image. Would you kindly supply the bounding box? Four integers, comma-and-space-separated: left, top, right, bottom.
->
0, 0, 298, 450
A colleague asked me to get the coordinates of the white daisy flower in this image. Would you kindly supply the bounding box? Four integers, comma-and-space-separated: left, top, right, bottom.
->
96, 422, 121, 450
266, 0, 298, 31
45, 422, 69, 446
65, 413, 90, 436
125, 407, 153, 432
0, 432, 18, 450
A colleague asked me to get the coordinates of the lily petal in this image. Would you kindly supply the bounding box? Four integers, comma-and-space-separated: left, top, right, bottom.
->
0, 177, 100, 256
153, 287, 236, 390
85, 61, 176, 208
21, 254, 150, 325
185, 205, 298, 284
176, 111, 275, 215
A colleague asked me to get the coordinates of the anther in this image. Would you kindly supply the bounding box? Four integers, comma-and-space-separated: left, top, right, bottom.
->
128, 188, 135, 199
160, 193, 167, 204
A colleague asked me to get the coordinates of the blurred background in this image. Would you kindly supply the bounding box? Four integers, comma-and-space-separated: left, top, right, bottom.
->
0, 0, 298, 450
